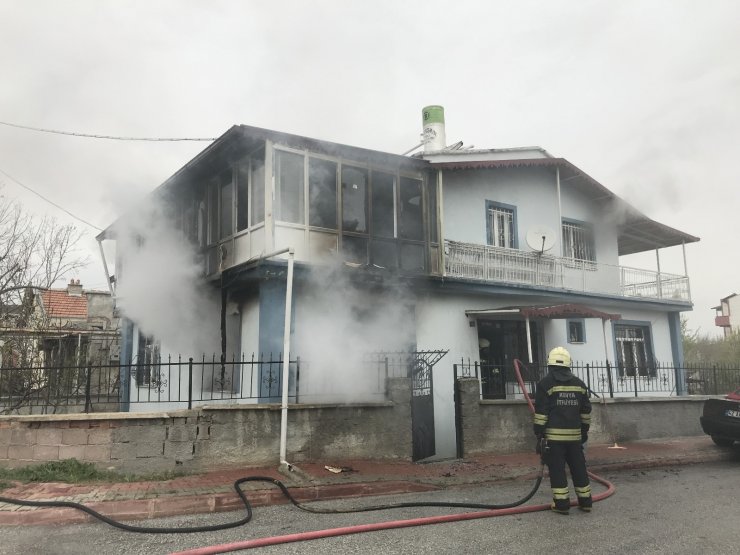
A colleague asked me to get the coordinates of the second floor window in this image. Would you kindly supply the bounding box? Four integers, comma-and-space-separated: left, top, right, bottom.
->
486, 202, 516, 248
562, 220, 595, 262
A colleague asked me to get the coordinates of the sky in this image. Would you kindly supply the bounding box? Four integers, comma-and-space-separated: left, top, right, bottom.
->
0, 0, 738, 337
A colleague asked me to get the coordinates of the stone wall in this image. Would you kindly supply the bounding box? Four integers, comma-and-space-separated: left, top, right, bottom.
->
0, 378, 412, 473
457, 378, 709, 455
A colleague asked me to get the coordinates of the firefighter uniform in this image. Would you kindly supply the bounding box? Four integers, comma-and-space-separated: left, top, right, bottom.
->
533, 347, 592, 514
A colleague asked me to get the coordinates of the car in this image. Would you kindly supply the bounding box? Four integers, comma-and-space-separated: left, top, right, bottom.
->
700, 386, 740, 447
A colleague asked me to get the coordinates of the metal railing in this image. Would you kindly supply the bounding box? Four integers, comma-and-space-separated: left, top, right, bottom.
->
0, 351, 447, 414
444, 240, 690, 302
453, 359, 740, 399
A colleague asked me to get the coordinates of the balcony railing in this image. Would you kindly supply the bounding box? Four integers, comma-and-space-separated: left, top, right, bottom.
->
444, 240, 690, 302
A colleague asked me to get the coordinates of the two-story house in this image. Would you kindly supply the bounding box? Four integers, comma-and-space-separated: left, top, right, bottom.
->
99, 106, 698, 459
713, 293, 739, 337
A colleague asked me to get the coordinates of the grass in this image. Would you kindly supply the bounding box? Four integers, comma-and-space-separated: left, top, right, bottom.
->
0, 459, 187, 489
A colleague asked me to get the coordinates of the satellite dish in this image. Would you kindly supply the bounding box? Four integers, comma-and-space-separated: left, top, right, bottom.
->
525, 227, 556, 253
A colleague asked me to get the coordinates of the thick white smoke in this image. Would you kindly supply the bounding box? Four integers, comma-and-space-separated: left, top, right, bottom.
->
113, 199, 220, 358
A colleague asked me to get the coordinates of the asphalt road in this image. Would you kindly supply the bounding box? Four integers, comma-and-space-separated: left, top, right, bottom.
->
1, 460, 739, 555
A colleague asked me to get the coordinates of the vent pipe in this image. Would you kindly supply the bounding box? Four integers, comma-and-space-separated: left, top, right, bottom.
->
422, 105, 446, 152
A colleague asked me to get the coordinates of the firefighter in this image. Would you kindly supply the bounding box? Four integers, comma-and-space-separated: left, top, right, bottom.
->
533, 346, 592, 515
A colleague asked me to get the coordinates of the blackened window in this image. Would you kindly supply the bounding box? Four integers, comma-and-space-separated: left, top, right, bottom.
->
371, 171, 395, 238
399, 177, 423, 240
342, 166, 368, 233
308, 158, 337, 229
615, 324, 655, 377
135, 334, 160, 387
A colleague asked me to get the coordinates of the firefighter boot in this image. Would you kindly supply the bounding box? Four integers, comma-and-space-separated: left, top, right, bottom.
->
576, 485, 592, 512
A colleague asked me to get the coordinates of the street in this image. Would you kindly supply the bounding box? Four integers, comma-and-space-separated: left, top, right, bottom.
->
1, 460, 738, 555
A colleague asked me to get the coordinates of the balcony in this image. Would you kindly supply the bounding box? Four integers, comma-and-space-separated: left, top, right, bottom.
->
444, 240, 691, 302
715, 315, 730, 327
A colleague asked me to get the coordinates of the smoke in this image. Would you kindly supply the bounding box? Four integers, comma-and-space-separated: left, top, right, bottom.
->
294, 262, 415, 403
113, 197, 219, 357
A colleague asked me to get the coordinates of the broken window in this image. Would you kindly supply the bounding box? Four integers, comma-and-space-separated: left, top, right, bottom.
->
371, 171, 395, 238
342, 235, 368, 265
562, 220, 595, 262
615, 324, 654, 378
251, 148, 265, 226
276, 150, 305, 224
219, 169, 233, 240
134, 334, 161, 387
308, 158, 337, 229
399, 177, 423, 241
486, 202, 516, 248
342, 166, 368, 233
567, 319, 585, 343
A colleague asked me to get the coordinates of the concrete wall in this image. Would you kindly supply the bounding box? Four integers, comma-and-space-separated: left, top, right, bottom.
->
0, 378, 411, 474
457, 378, 708, 455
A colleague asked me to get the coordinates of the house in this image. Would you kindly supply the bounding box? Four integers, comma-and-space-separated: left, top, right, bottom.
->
713, 293, 739, 337
99, 106, 699, 460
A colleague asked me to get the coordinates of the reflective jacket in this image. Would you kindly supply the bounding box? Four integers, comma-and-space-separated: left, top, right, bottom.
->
533, 367, 591, 442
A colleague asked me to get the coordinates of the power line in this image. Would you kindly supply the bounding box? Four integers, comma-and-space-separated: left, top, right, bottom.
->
0, 167, 103, 231
0, 120, 216, 142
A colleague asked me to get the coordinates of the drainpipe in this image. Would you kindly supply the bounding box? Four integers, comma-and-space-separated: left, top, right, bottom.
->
438, 169, 445, 276
279, 248, 295, 471
556, 167, 563, 257
96, 238, 115, 297
525, 316, 533, 363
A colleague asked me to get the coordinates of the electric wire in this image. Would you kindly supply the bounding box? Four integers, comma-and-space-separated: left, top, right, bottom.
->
0, 166, 103, 231
0, 120, 216, 142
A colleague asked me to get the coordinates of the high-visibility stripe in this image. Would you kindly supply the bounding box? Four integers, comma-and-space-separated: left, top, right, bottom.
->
545, 428, 582, 441
552, 486, 570, 499
533, 413, 548, 425
575, 485, 592, 497
581, 413, 591, 423
547, 385, 586, 396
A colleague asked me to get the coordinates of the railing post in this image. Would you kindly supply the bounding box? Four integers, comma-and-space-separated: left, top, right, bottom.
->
586, 364, 592, 397
188, 357, 193, 410
712, 364, 718, 395
84, 366, 92, 413
606, 361, 614, 398
295, 356, 301, 402
633, 367, 639, 397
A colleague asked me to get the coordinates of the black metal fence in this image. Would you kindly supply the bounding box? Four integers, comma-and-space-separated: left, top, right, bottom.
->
454, 359, 740, 399
0, 350, 448, 414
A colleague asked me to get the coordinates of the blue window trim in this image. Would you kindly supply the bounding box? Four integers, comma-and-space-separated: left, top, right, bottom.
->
485, 200, 518, 249
610, 319, 657, 373
566, 318, 586, 344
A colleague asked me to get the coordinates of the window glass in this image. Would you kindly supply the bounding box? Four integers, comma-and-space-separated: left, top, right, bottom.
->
562, 220, 595, 262
399, 177, 423, 240
251, 148, 265, 225
341, 235, 368, 265
219, 169, 233, 240
371, 171, 395, 238
371, 239, 397, 270
487, 204, 515, 248
567, 319, 585, 343
615, 324, 655, 377
208, 182, 218, 245
236, 161, 249, 232
342, 166, 368, 233
308, 158, 337, 229
276, 151, 305, 224
399, 243, 425, 272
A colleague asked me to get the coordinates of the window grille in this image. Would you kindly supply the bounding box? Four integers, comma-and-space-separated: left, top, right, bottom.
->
488, 206, 515, 248
135, 336, 161, 387
562, 221, 595, 262
615, 325, 654, 377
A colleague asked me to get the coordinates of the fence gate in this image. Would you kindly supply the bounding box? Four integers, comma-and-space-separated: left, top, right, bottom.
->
410, 351, 448, 461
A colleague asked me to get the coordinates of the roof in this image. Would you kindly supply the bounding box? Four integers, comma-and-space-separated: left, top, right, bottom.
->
428, 157, 699, 256
38, 290, 87, 319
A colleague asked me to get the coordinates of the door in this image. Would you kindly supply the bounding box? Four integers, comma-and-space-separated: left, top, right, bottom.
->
477, 319, 540, 399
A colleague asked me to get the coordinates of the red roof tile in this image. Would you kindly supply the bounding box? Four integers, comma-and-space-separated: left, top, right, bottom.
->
39, 290, 87, 319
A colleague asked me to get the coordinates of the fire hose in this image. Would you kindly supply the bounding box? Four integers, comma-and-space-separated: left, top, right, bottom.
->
0, 358, 615, 552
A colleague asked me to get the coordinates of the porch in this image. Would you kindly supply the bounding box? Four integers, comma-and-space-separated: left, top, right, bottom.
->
444, 240, 691, 302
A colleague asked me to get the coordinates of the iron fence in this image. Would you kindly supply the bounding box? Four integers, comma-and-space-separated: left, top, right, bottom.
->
0, 350, 447, 414
453, 359, 740, 399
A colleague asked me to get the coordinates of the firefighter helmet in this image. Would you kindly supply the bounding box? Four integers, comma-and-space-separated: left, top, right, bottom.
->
547, 346, 572, 368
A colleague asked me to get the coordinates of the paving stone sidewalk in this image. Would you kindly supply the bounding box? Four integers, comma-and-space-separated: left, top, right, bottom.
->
0, 435, 735, 526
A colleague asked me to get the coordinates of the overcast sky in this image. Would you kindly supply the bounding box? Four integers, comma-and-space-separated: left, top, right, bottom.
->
0, 0, 738, 337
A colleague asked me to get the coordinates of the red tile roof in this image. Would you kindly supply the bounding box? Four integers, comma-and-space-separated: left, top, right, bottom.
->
39, 290, 87, 319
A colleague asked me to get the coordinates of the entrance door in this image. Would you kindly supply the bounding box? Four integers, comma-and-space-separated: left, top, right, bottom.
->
411, 358, 435, 461
477, 319, 540, 399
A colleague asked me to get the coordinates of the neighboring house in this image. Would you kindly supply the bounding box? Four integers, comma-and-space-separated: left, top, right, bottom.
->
713, 293, 739, 337
99, 106, 699, 459
0, 280, 120, 369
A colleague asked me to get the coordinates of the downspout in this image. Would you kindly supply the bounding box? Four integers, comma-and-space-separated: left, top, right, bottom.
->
525, 316, 533, 363
279, 248, 295, 471
438, 169, 445, 276
556, 166, 563, 257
